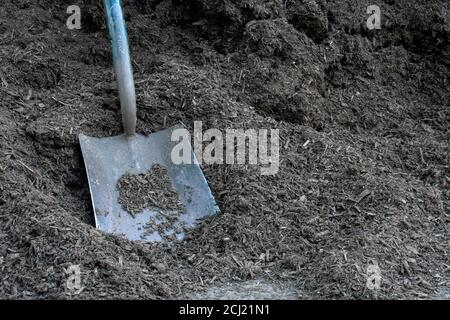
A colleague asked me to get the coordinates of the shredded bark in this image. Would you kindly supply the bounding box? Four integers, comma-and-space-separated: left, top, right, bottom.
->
117, 164, 185, 216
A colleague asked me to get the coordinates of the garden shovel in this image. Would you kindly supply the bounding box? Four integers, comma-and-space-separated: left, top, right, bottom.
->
79, 0, 219, 242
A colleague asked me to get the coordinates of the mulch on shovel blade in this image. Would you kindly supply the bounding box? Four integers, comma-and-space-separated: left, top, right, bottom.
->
117, 164, 185, 216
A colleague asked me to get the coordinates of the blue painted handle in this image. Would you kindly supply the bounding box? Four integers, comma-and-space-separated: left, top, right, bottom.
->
104, 0, 136, 135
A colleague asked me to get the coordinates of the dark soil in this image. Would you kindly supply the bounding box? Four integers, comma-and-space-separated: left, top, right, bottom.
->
0, 0, 449, 299
117, 164, 185, 216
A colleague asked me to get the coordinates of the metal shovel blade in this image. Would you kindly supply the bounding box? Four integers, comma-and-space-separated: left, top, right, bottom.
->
79, 126, 219, 242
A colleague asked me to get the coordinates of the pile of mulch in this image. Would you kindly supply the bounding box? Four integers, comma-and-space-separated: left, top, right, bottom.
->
0, 0, 448, 299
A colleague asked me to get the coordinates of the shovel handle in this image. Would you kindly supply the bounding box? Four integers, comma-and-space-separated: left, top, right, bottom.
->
104, 0, 136, 136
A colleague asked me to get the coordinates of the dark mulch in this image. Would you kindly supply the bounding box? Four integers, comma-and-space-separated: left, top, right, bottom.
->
0, 0, 448, 299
